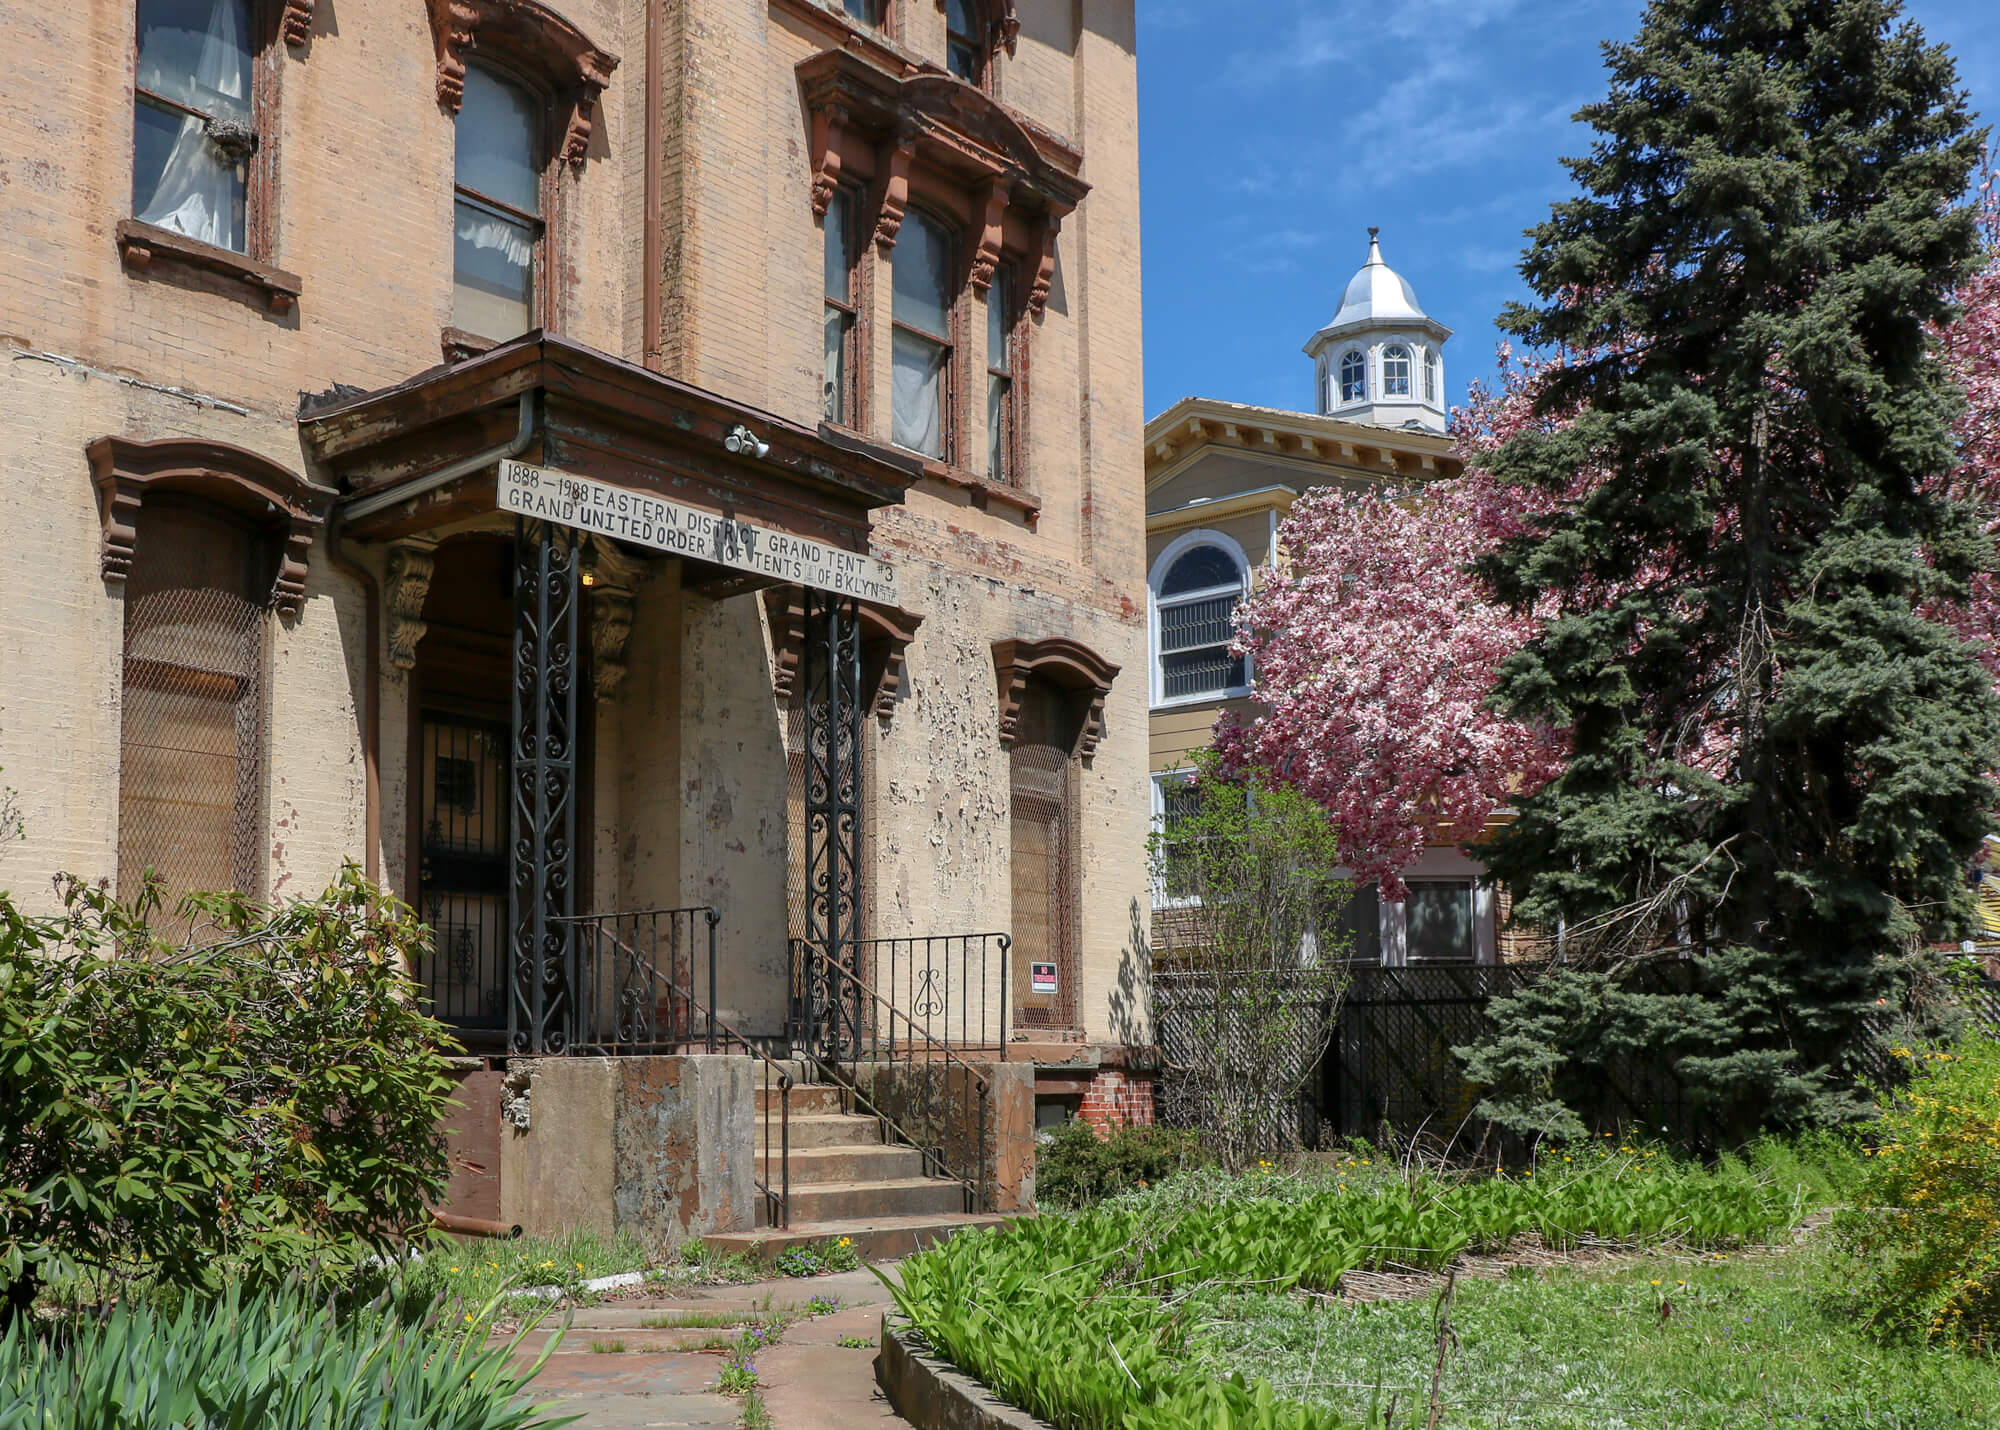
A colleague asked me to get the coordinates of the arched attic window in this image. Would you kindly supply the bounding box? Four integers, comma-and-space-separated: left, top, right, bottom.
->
1152, 539, 1249, 703
1338, 348, 1367, 404
1425, 348, 1440, 403
1382, 343, 1413, 397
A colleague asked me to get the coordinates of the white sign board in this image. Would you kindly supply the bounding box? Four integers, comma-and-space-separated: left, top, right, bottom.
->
497, 459, 900, 606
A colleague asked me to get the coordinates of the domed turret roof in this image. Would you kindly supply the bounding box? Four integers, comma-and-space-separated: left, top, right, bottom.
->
1319, 228, 1439, 337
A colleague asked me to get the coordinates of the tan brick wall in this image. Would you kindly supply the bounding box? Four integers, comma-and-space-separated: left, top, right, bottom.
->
0, 0, 1149, 1048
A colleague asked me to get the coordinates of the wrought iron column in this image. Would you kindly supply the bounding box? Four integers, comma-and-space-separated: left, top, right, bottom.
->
509, 518, 581, 1053
801, 587, 864, 1060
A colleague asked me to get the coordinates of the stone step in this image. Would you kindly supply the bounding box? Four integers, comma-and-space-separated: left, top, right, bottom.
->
703, 1212, 1014, 1264
775, 1176, 970, 1225
773, 1112, 885, 1150
756, 1082, 846, 1116
757, 1143, 925, 1186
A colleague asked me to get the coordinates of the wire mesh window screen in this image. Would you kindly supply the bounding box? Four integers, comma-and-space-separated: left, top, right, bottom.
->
117, 501, 271, 909
1009, 681, 1079, 1029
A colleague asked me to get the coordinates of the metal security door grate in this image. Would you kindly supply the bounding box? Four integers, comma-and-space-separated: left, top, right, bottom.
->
418, 714, 511, 1031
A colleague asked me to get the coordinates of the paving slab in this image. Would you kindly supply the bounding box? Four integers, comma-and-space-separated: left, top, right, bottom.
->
499, 1268, 914, 1430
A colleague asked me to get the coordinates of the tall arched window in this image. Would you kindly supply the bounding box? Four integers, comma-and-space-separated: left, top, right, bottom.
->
947, 0, 986, 85
892, 210, 956, 459
1424, 349, 1439, 403
453, 63, 546, 341
1153, 541, 1248, 702
1382, 344, 1413, 398
1338, 348, 1367, 404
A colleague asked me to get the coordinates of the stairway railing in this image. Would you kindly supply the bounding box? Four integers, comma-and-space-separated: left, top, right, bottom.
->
848, 932, 1012, 1058
560, 910, 792, 1228
788, 938, 992, 1213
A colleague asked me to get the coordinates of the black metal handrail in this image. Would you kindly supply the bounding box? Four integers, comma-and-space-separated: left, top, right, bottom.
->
562, 907, 721, 1054
788, 938, 992, 1213
850, 933, 1012, 1058
559, 910, 792, 1229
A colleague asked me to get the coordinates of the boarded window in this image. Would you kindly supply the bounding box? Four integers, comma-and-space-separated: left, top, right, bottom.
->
118, 500, 270, 906
1010, 681, 1079, 1029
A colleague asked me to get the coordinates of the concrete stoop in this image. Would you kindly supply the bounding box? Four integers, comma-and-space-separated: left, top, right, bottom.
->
700, 1065, 1010, 1263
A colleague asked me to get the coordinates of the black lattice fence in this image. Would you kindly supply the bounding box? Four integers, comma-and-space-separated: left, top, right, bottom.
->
1154, 970, 1345, 1151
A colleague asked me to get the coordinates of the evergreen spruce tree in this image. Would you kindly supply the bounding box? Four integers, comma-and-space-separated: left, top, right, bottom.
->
1463, 0, 2000, 1140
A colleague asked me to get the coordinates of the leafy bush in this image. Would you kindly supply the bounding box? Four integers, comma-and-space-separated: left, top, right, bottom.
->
1838, 1032, 2000, 1350
0, 870, 454, 1318
0, 1282, 571, 1429
885, 1148, 1833, 1430
1035, 1120, 1206, 1208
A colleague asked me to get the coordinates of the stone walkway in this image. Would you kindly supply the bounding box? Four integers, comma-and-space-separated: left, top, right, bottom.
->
501, 1268, 915, 1430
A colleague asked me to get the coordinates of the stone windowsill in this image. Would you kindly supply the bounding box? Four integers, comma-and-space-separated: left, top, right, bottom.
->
919, 458, 1042, 518
115, 219, 302, 315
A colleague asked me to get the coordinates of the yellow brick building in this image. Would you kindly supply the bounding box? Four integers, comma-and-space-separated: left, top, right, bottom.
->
0, 0, 1149, 1243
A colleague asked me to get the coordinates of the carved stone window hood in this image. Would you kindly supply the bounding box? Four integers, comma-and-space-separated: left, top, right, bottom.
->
798, 48, 1087, 313
87, 436, 336, 619
428, 0, 619, 165
993, 636, 1119, 761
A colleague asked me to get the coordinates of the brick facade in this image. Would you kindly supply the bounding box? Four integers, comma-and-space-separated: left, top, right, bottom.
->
1076, 1067, 1156, 1133
0, 1, 1150, 1055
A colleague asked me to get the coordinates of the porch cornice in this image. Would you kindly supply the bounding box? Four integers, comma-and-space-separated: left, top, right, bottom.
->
296, 333, 923, 544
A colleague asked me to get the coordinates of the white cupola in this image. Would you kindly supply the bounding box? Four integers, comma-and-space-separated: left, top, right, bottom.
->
1303, 228, 1453, 434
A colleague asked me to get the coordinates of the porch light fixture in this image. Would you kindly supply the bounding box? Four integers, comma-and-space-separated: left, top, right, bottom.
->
723, 423, 770, 460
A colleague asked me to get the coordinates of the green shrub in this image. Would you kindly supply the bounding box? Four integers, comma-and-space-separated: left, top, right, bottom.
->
1837, 1032, 2000, 1350
1034, 1120, 1207, 1208
0, 869, 454, 1318
0, 1282, 572, 1429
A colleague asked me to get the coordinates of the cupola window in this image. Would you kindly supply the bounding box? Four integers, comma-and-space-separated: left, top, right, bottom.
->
1382, 344, 1412, 398
1425, 349, 1439, 403
1338, 348, 1367, 404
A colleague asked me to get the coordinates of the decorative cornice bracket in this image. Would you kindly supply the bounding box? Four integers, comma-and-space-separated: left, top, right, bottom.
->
384, 539, 439, 671
281, 0, 314, 47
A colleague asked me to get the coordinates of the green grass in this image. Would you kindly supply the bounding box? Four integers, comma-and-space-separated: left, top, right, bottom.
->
1198, 1242, 2000, 1428
587, 1338, 627, 1354
885, 1140, 1869, 1430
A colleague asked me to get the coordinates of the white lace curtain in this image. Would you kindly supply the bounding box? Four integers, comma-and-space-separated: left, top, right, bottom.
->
135, 0, 252, 253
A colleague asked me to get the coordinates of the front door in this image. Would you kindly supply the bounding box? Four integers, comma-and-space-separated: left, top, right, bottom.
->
417, 712, 511, 1036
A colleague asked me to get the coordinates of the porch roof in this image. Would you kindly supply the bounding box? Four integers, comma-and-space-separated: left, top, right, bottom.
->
296, 332, 922, 550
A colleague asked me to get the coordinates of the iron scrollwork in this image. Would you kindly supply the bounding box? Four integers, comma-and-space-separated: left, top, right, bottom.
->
801, 588, 865, 1061
509, 518, 581, 1053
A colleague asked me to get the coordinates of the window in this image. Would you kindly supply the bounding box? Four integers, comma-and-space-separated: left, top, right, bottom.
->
1383, 344, 1413, 398
1424, 349, 1439, 403
1339, 883, 1382, 963
986, 266, 1018, 483
133, 0, 259, 254
118, 500, 271, 905
453, 64, 545, 341
1154, 543, 1247, 702
947, 0, 985, 84
843, 0, 882, 23
1406, 880, 1476, 962
892, 210, 955, 460
1152, 772, 1202, 907
822, 188, 859, 425
1338, 348, 1366, 404
1010, 679, 1080, 1029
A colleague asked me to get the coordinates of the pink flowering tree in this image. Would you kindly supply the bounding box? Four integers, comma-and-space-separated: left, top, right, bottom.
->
1933, 169, 2000, 677
1214, 351, 1571, 899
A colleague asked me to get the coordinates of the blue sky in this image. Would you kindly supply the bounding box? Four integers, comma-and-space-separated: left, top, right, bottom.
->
1135, 0, 2000, 421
